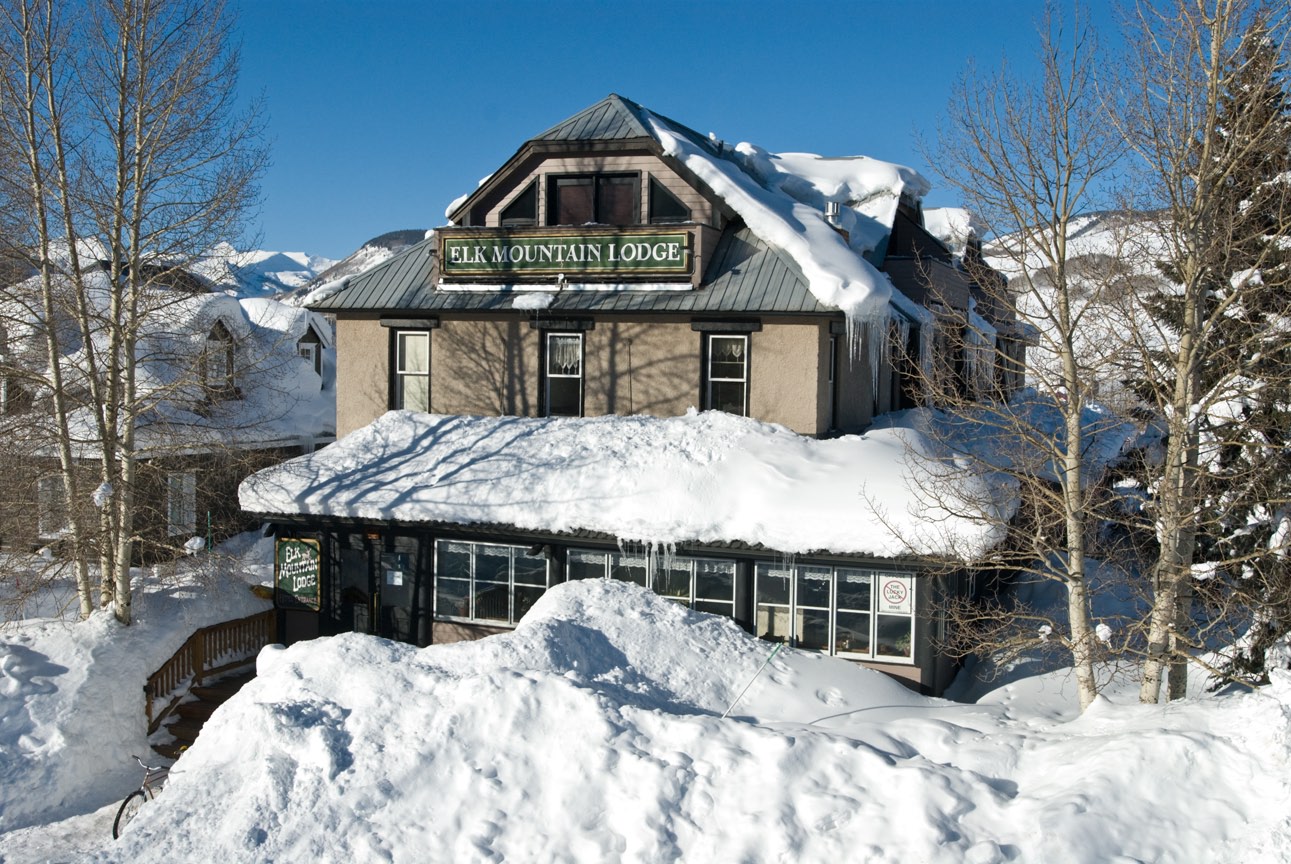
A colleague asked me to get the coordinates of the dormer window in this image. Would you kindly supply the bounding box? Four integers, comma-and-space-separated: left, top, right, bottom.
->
648, 178, 690, 224
547, 174, 638, 226
202, 320, 236, 399
500, 181, 537, 227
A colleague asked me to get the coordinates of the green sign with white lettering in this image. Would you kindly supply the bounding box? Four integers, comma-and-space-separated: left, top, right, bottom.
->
275, 538, 321, 611
441, 232, 690, 276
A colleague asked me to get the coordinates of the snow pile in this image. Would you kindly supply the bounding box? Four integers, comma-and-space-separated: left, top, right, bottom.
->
239, 409, 1012, 559
0, 540, 271, 834
90, 580, 1291, 864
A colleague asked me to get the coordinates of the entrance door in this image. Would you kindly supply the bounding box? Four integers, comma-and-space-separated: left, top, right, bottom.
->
336, 534, 373, 635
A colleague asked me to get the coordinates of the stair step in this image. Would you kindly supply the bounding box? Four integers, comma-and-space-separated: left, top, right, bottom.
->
165, 718, 205, 743
191, 670, 256, 701
151, 742, 188, 760
176, 701, 220, 720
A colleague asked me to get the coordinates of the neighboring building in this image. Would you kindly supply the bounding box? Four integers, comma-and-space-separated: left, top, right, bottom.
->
241, 94, 1023, 694
0, 266, 336, 562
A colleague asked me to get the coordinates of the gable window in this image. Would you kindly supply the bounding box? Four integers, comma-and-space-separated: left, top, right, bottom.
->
500, 181, 537, 227
704, 334, 748, 416
434, 540, 549, 625
37, 475, 68, 537
648, 177, 690, 224
166, 471, 197, 536
543, 332, 583, 417
754, 562, 915, 662
547, 174, 638, 226
393, 330, 430, 412
202, 321, 236, 398
566, 548, 736, 619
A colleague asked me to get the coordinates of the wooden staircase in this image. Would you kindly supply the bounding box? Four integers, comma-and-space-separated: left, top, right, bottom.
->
144, 611, 277, 759
152, 669, 256, 759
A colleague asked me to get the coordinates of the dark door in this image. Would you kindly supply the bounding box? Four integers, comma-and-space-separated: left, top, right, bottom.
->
337, 534, 372, 635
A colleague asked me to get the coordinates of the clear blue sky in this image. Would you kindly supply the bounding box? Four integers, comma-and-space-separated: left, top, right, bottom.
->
236, 1, 1121, 260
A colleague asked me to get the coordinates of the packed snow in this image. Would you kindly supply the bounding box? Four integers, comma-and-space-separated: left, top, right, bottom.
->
2, 538, 1291, 862
239, 408, 1013, 560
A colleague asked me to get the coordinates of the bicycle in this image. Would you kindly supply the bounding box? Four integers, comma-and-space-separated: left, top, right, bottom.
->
112, 755, 170, 839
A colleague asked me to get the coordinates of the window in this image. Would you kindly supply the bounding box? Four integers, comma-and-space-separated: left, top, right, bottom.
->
500, 181, 537, 227
754, 562, 915, 662
704, 334, 748, 416
547, 174, 638, 226
648, 177, 690, 224
393, 330, 430, 412
37, 475, 68, 537
434, 540, 549, 625
202, 321, 236, 398
166, 472, 197, 536
298, 341, 320, 375
543, 333, 583, 417
567, 548, 737, 618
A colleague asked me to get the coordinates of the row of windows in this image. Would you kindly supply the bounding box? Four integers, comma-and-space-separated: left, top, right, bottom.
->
498, 174, 691, 228
36, 471, 196, 538
393, 330, 751, 419
431, 540, 916, 662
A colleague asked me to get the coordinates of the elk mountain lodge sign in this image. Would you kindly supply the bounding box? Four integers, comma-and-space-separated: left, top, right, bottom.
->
440, 230, 691, 277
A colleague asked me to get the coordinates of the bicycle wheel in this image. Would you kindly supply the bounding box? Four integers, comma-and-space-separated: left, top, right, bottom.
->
112, 789, 149, 839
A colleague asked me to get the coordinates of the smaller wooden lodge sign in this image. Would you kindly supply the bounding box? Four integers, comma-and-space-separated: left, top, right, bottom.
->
441, 231, 690, 277
275, 537, 321, 611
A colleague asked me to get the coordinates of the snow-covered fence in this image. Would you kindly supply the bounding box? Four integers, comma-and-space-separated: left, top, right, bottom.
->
144, 610, 277, 733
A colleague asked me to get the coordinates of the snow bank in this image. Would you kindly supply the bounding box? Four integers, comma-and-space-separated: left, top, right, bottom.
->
94, 580, 1291, 864
239, 409, 1011, 559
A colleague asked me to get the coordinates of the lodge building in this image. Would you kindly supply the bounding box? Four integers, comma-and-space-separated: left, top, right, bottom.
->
240, 94, 1025, 694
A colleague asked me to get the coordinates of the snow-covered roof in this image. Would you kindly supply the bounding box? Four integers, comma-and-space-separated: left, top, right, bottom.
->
239, 409, 1012, 561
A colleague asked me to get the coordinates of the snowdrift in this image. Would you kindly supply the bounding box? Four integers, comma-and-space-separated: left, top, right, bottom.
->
96, 581, 1291, 863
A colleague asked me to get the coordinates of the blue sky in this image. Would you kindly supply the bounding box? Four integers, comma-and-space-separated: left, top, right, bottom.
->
237, 1, 1121, 260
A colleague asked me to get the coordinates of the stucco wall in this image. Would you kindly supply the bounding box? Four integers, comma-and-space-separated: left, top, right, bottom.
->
336, 317, 390, 438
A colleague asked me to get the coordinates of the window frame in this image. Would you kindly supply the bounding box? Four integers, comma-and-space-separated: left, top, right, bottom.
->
166, 471, 197, 537
542, 331, 584, 417
647, 176, 691, 224
391, 329, 431, 412
37, 474, 68, 538
545, 173, 641, 226
500, 180, 538, 227
703, 333, 750, 417
433, 539, 551, 627
202, 321, 236, 399
565, 547, 737, 619
753, 561, 916, 663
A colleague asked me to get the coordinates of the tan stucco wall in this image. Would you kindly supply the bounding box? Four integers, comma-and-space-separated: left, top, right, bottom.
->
749, 321, 821, 435
336, 317, 390, 438
432, 318, 541, 416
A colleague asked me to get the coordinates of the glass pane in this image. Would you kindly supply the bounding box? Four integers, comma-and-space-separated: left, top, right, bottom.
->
876, 615, 913, 658
547, 335, 582, 375
756, 605, 792, 642
399, 375, 429, 412
756, 564, 791, 605
836, 569, 872, 611
653, 562, 690, 599
797, 608, 830, 651
476, 546, 510, 584
710, 381, 746, 415
695, 560, 735, 600
554, 178, 593, 225
567, 550, 606, 581
796, 565, 831, 609
501, 182, 536, 225
514, 585, 546, 621
610, 552, 648, 588
513, 553, 547, 587
473, 582, 509, 622
437, 543, 471, 580
598, 176, 636, 226
547, 376, 581, 417
436, 578, 471, 619
835, 611, 871, 655
649, 178, 690, 223
398, 333, 429, 373
695, 599, 734, 619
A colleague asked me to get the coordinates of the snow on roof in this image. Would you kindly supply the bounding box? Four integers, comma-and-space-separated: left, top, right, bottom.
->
922, 207, 981, 257
239, 409, 1011, 560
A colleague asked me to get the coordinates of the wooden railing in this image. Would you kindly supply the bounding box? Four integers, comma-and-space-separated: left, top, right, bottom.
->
144, 610, 278, 733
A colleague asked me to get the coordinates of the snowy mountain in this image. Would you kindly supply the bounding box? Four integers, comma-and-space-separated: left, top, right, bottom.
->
192, 243, 336, 298
280, 229, 428, 305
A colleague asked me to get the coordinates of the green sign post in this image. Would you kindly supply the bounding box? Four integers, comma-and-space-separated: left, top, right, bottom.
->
441, 231, 690, 277
275, 538, 321, 611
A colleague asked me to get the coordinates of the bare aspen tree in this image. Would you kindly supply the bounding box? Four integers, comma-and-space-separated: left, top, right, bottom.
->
1115, 0, 1291, 702
931, 6, 1126, 710
0, 0, 265, 624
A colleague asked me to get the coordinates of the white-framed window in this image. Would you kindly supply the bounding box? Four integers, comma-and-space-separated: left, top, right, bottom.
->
434, 540, 549, 625
393, 330, 430, 412
567, 548, 737, 619
704, 334, 748, 416
298, 341, 320, 375
754, 562, 915, 662
544, 332, 583, 417
37, 475, 68, 537
166, 472, 196, 536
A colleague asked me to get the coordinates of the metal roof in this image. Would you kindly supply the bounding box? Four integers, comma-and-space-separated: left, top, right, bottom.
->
310, 225, 838, 317
532, 93, 654, 143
